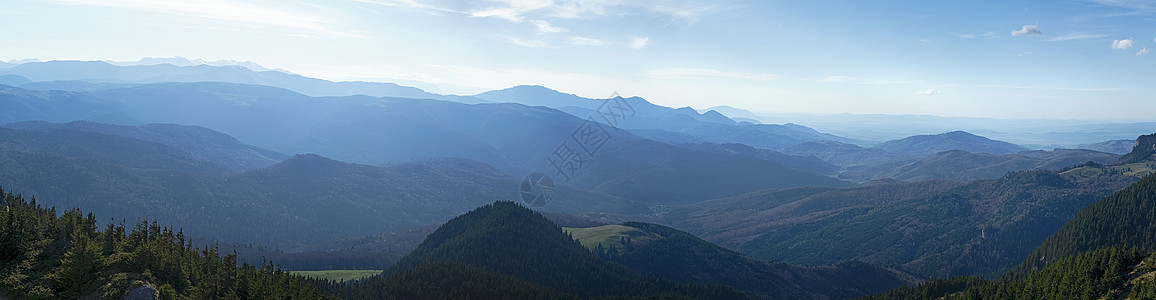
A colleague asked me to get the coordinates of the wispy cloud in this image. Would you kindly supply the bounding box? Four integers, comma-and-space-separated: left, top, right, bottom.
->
648, 68, 783, 81
628, 36, 650, 49
818, 75, 855, 83
954, 31, 997, 39
468, 0, 717, 24
529, 19, 566, 33
914, 89, 943, 95
51, 0, 367, 39
1086, 0, 1156, 10
1045, 33, 1108, 41
1138, 47, 1149, 55
978, 84, 1129, 92
508, 37, 552, 48
570, 36, 610, 46
351, 0, 463, 15
1112, 38, 1134, 49
1014, 51, 1034, 56
814, 76, 919, 85
1011, 24, 1042, 36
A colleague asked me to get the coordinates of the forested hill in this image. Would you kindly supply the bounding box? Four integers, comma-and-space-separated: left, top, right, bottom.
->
1014, 172, 1156, 276
579, 222, 914, 299
0, 187, 338, 299
350, 201, 748, 299
867, 172, 1156, 299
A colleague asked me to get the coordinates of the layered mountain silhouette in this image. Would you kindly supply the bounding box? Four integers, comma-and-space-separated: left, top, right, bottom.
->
842, 149, 1119, 182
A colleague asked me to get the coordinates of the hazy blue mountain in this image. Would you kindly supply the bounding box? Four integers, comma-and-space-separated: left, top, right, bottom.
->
0, 126, 233, 175
7, 81, 849, 205
706, 105, 763, 120
842, 149, 1120, 182
781, 140, 903, 168
0, 146, 642, 249
17, 80, 140, 91
569, 139, 849, 204
1076, 139, 1135, 155
292, 98, 847, 203
3, 121, 287, 172
90, 82, 370, 149
473, 85, 861, 150
0, 60, 487, 102
873, 131, 1028, 157
476, 85, 735, 125
0, 74, 30, 86
665, 165, 1144, 279
675, 142, 839, 175
1117, 133, 1156, 164
735, 111, 1156, 147
0, 84, 139, 125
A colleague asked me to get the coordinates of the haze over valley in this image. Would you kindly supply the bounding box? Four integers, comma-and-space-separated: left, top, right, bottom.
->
4, 0, 1156, 299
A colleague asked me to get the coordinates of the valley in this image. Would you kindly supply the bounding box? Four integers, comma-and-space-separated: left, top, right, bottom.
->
1, 60, 1155, 299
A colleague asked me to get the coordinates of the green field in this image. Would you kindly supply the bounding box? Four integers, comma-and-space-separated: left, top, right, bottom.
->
1060, 161, 1156, 180
564, 225, 659, 250
289, 270, 383, 282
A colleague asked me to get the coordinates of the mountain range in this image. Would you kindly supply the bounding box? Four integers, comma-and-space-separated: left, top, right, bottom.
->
4, 58, 1156, 299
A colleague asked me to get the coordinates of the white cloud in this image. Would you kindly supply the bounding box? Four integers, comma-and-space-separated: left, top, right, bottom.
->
955, 31, 996, 39
628, 36, 650, 49
570, 36, 610, 46
1011, 24, 1042, 36
864, 79, 921, 85
1138, 47, 1150, 56
648, 68, 783, 82
1045, 33, 1108, 41
529, 19, 565, 33
1014, 51, 1033, 56
49, 0, 367, 39
977, 84, 1128, 92
1087, 0, 1156, 10
507, 37, 551, 48
818, 75, 855, 83
467, 0, 716, 24
1112, 38, 1134, 50
914, 89, 943, 95
351, 0, 462, 15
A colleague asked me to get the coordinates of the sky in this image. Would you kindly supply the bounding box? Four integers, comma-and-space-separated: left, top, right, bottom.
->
2, 0, 1155, 121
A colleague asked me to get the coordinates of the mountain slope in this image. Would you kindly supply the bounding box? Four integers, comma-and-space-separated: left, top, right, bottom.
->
1015, 172, 1156, 275
873, 131, 1028, 157
4, 121, 287, 172
842, 149, 1119, 182
571, 222, 914, 299
0, 126, 232, 175
0, 84, 138, 125
666, 167, 1142, 279
0, 146, 642, 249
1078, 139, 1135, 155
359, 201, 748, 299
572, 139, 849, 204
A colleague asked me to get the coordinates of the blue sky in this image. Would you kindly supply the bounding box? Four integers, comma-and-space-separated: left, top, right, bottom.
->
3, 0, 1155, 120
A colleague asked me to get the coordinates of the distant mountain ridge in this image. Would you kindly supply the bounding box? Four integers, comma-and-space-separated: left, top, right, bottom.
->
873, 131, 1028, 157
841, 149, 1119, 182
0, 60, 486, 102
4, 121, 287, 172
